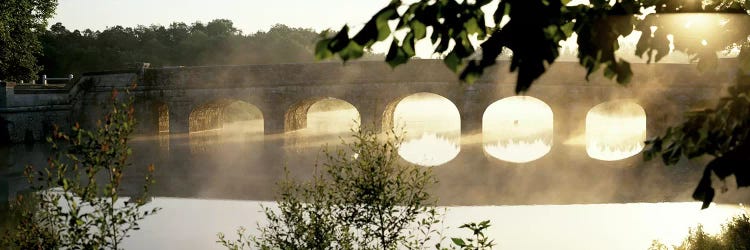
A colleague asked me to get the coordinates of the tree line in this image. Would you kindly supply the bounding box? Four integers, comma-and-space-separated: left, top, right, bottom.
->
36, 20, 333, 78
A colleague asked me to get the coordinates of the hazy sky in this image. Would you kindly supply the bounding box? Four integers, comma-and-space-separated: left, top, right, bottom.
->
49, 0, 597, 58
51, 0, 390, 34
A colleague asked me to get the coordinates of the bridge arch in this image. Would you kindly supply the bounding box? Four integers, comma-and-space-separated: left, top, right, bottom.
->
384, 92, 461, 167
482, 96, 554, 163
131, 99, 171, 135
284, 97, 360, 133
153, 101, 169, 133
585, 100, 647, 161
189, 99, 264, 133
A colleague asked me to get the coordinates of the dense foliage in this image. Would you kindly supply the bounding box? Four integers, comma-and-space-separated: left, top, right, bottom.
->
645, 77, 750, 208
1, 88, 159, 249
0, 0, 57, 81
649, 212, 750, 250
38, 21, 329, 78
319, 0, 750, 208
317, 0, 750, 93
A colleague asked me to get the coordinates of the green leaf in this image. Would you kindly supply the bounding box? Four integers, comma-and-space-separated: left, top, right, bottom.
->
385, 40, 409, 68
451, 238, 466, 246
402, 33, 416, 57
338, 41, 365, 61
560, 22, 575, 37
443, 51, 462, 72
375, 8, 398, 41
410, 20, 427, 40
464, 17, 481, 35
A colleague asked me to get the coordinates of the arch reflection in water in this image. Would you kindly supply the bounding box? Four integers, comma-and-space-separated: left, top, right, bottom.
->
586, 100, 646, 161
188, 100, 264, 153
483, 96, 553, 163
393, 93, 460, 166
306, 98, 360, 134
153, 102, 169, 133
287, 98, 360, 149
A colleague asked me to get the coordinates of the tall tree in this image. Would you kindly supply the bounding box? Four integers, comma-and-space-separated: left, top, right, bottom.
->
0, 0, 57, 82
316, 0, 750, 208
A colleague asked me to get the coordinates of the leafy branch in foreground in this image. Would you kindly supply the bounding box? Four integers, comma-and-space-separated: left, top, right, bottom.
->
317, 0, 750, 93
1, 87, 159, 249
645, 76, 750, 209
442, 220, 496, 250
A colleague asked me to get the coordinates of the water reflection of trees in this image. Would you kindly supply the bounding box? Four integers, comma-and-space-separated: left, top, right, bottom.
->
586, 100, 646, 161
482, 96, 554, 163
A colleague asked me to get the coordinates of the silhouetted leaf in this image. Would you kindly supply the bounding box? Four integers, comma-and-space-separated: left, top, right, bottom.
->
693, 168, 715, 209
444, 51, 462, 72
385, 40, 408, 68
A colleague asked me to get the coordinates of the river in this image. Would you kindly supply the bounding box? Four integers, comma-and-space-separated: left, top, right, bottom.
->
1, 96, 747, 249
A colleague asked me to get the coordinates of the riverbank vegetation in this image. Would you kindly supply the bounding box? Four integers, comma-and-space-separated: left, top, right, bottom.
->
0, 88, 159, 249
650, 212, 750, 250
217, 129, 496, 250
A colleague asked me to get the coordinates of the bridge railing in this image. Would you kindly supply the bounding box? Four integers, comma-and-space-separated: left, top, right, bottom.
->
10, 74, 75, 85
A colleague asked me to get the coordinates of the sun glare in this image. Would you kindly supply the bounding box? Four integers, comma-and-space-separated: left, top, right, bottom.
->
306, 98, 360, 134
394, 93, 461, 166
586, 100, 646, 161
483, 96, 553, 163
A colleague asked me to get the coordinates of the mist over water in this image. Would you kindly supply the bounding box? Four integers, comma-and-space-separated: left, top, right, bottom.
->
2, 91, 749, 249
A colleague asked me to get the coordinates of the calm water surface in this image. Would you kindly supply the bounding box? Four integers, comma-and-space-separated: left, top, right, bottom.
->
2, 98, 747, 249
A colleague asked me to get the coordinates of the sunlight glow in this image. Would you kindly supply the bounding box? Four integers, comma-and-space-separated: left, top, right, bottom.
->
398, 132, 461, 167
285, 98, 361, 149
157, 103, 169, 133
394, 93, 461, 166
586, 100, 646, 161
305, 98, 360, 134
483, 96, 553, 163
188, 101, 264, 153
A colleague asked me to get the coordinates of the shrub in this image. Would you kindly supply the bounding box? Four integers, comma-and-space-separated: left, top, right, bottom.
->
650, 212, 750, 250
219, 129, 444, 249
1, 88, 159, 249
218, 128, 498, 250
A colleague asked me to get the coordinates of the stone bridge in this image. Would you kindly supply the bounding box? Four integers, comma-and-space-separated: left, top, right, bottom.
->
1, 60, 735, 143
2, 59, 747, 204
90, 61, 734, 136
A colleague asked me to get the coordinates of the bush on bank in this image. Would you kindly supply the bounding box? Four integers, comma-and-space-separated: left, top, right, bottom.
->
217, 129, 496, 250
650, 212, 750, 250
1, 88, 159, 249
